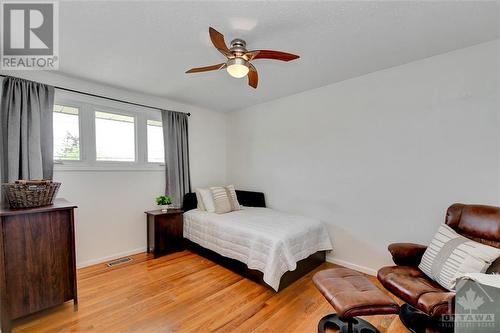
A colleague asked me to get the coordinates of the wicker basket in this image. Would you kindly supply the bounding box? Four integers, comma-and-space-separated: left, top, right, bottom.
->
2, 180, 61, 208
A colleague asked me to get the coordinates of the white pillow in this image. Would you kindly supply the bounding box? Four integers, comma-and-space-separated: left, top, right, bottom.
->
453, 272, 500, 289
196, 188, 215, 213
195, 189, 206, 211
419, 224, 500, 290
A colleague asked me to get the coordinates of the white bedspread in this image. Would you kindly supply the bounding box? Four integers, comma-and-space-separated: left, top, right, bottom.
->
183, 207, 333, 291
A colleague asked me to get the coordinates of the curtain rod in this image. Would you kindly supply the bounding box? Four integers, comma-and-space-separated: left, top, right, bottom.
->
0, 74, 191, 117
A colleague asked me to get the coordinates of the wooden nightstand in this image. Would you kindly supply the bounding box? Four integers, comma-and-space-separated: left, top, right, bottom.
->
145, 209, 184, 258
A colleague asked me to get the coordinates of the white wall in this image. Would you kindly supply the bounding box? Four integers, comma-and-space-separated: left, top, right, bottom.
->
0, 71, 227, 267
3, 40, 498, 273
226, 40, 500, 274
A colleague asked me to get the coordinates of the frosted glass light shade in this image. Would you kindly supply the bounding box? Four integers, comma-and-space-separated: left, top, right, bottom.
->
226, 58, 249, 78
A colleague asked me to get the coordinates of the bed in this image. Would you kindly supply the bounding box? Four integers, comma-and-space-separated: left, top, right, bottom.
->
182, 191, 333, 291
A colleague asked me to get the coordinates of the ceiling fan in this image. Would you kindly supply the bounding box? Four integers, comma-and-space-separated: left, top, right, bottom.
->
186, 27, 300, 89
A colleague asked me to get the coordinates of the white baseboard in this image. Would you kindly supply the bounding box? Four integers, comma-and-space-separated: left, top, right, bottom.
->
326, 254, 378, 276
77, 247, 147, 268
76, 248, 378, 277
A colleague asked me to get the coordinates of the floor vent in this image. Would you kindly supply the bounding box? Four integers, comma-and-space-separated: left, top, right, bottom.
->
107, 257, 132, 268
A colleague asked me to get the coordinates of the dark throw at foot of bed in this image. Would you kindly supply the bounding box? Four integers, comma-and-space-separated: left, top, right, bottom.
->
183, 238, 326, 291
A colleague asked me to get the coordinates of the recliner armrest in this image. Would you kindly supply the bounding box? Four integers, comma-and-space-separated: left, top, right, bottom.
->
388, 243, 427, 266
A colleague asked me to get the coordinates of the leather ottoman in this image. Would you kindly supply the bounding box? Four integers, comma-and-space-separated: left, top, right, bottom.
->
313, 268, 400, 333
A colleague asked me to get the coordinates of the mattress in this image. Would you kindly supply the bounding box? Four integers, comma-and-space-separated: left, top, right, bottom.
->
183, 206, 333, 291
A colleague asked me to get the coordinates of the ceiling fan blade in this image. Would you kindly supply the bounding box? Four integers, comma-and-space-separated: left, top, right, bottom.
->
185, 63, 226, 74
248, 64, 258, 89
209, 27, 232, 58
244, 51, 260, 61
247, 50, 300, 62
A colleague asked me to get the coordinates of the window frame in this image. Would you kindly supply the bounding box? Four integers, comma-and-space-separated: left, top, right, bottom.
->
94, 108, 138, 163
53, 99, 84, 164
53, 90, 165, 172
146, 119, 165, 164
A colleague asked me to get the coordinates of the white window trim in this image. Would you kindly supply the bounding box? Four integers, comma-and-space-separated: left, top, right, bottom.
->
53, 100, 84, 163
146, 120, 165, 164
54, 91, 165, 172
94, 107, 138, 163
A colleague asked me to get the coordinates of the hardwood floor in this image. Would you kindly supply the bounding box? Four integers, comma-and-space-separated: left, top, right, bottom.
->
12, 251, 408, 333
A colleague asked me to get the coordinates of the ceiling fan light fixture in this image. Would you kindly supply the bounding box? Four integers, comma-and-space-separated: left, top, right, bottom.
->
185, 27, 300, 88
226, 58, 249, 78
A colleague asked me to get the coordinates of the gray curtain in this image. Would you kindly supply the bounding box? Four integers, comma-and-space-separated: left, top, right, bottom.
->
0, 77, 55, 183
0, 78, 3, 204
162, 110, 191, 207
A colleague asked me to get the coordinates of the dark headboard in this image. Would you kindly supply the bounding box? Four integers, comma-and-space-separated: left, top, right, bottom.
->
183, 190, 266, 211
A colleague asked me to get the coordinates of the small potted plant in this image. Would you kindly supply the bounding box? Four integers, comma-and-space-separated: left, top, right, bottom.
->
156, 195, 172, 212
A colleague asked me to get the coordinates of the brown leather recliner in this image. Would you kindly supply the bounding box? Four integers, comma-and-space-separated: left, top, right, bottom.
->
377, 203, 500, 332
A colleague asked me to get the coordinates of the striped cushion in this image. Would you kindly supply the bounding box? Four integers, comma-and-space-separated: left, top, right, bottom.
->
225, 185, 241, 211
419, 224, 500, 290
210, 187, 232, 214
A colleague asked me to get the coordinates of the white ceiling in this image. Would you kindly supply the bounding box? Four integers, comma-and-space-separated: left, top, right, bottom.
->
57, 1, 500, 112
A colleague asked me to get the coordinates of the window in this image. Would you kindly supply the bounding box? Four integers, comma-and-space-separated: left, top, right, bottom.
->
53, 105, 80, 160
53, 92, 168, 170
95, 111, 135, 162
147, 120, 164, 163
